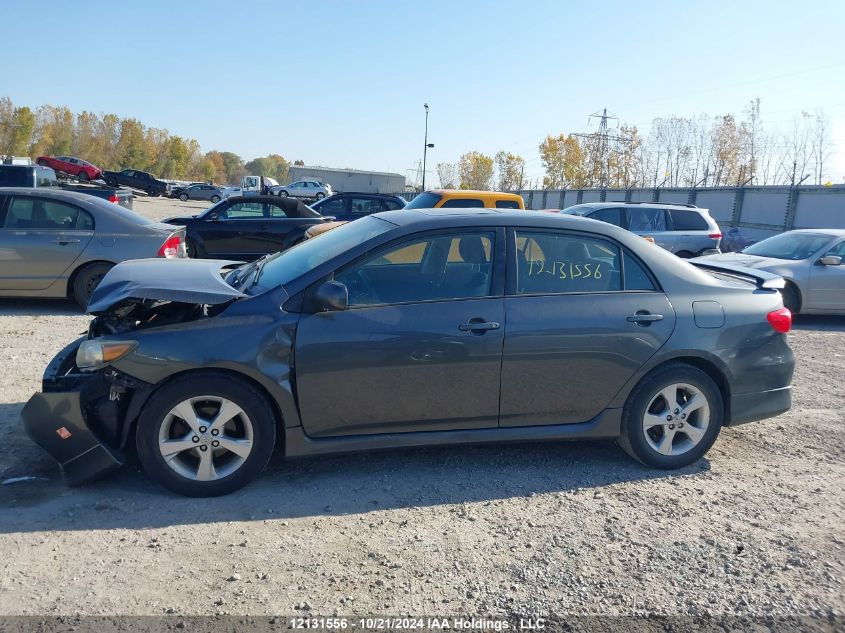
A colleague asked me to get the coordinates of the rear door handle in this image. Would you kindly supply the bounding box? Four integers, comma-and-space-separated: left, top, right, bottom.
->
55, 238, 81, 245
459, 320, 500, 332
627, 312, 664, 324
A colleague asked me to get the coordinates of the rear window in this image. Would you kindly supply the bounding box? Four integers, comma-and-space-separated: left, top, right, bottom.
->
405, 192, 444, 209
669, 209, 709, 230
588, 207, 624, 227
627, 207, 667, 232
441, 198, 484, 208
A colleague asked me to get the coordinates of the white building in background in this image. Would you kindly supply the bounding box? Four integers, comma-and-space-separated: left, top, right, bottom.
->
288, 165, 406, 194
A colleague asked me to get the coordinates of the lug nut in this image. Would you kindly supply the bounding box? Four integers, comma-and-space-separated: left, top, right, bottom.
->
678, 423, 684, 428
200, 445, 208, 452
681, 413, 687, 419
212, 440, 220, 447
199, 426, 207, 433
669, 424, 675, 430
666, 415, 673, 421
192, 436, 199, 443
674, 409, 680, 414
211, 429, 219, 436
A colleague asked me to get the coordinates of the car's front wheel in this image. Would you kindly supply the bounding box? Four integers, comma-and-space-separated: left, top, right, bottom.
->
618, 363, 723, 469
179, 193, 189, 201
77, 170, 89, 181
210, 195, 221, 203
278, 190, 289, 197
136, 373, 277, 496
315, 192, 325, 200
781, 282, 801, 314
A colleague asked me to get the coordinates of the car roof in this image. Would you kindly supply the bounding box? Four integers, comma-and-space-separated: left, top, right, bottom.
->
567, 202, 705, 212
428, 189, 523, 200
374, 207, 631, 231
328, 192, 403, 198
0, 187, 106, 203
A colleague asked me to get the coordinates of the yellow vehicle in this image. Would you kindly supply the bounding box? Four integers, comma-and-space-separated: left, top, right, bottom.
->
405, 189, 525, 210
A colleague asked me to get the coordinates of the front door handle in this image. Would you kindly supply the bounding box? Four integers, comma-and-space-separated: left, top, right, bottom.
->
627, 312, 664, 324
459, 319, 500, 332
55, 238, 81, 245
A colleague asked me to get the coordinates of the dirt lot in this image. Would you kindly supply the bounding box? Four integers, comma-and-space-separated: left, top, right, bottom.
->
0, 195, 842, 619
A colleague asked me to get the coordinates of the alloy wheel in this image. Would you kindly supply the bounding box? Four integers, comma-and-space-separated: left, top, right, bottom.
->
158, 396, 254, 481
642, 382, 710, 456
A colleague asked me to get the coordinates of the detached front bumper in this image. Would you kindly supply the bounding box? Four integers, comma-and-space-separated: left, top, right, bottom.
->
21, 392, 124, 486
21, 337, 142, 486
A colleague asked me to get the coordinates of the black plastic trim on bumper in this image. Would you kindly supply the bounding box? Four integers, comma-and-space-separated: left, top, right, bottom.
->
21, 391, 125, 486
728, 386, 792, 426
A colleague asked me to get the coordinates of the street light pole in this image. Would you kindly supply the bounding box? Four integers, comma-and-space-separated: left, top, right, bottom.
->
422, 103, 433, 191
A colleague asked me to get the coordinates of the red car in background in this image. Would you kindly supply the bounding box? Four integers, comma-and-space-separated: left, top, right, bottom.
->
36, 155, 102, 181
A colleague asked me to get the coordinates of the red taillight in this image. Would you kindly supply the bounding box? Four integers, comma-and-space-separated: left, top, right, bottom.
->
108, 194, 119, 203
709, 232, 722, 239
767, 308, 792, 333
157, 235, 182, 258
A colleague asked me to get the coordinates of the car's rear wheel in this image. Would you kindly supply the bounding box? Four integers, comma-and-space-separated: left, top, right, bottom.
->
71, 262, 113, 308
179, 193, 189, 201
77, 170, 89, 181
618, 363, 723, 469
278, 190, 289, 197
210, 195, 220, 203
105, 177, 118, 187
675, 250, 693, 259
781, 282, 801, 314
136, 373, 277, 496
37, 159, 49, 167
185, 238, 198, 258
147, 188, 158, 197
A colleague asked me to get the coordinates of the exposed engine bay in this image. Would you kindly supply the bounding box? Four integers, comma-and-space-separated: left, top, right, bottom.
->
89, 298, 231, 336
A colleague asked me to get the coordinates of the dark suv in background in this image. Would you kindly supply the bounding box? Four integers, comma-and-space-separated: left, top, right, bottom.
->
102, 169, 168, 197
561, 202, 722, 257
310, 192, 406, 220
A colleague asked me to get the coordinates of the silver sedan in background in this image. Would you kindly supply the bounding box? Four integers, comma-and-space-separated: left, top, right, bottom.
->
694, 229, 845, 314
176, 184, 222, 202
0, 188, 187, 307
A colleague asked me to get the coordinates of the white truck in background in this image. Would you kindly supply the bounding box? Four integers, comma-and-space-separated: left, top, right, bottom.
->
221, 175, 279, 199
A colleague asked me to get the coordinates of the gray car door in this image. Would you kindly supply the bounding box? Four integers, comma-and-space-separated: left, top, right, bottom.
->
499, 229, 676, 426
0, 196, 94, 290
807, 239, 845, 310
293, 229, 505, 437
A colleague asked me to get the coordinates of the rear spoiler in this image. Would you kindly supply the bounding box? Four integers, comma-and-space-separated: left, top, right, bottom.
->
689, 260, 785, 289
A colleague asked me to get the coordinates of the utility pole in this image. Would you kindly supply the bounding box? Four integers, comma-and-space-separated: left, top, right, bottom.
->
573, 108, 631, 188
421, 103, 434, 191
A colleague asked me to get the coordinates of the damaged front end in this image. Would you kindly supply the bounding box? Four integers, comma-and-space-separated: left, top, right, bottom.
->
22, 258, 262, 485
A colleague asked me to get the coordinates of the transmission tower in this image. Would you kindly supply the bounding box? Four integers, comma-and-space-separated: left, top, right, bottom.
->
573, 108, 632, 188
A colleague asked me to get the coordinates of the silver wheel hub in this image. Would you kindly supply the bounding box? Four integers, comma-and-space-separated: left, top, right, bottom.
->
642, 382, 710, 457
158, 396, 254, 481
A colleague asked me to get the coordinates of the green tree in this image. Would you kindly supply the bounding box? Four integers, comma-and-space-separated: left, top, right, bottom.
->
116, 118, 148, 170
245, 154, 289, 182
539, 134, 586, 188
494, 151, 525, 191
458, 151, 494, 190
5, 106, 36, 156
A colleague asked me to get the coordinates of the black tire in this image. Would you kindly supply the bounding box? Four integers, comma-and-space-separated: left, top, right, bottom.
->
278, 190, 289, 197
185, 238, 198, 258
37, 159, 49, 167
675, 250, 694, 259
617, 363, 723, 470
135, 372, 277, 496
105, 177, 118, 187
179, 193, 189, 202
781, 283, 801, 314
72, 262, 113, 308
77, 170, 89, 181
147, 188, 158, 197
210, 195, 220, 203
315, 192, 325, 200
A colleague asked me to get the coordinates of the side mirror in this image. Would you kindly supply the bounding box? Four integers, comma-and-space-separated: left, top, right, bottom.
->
312, 280, 348, 312
819, 255, 842, 266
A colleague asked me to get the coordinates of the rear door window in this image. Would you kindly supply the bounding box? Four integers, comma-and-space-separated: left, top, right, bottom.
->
349, 198, 385, 215
669, 209, 709, 230
4, 197, 92, 230
495, 199, 521, 209
627, 207, 667, 232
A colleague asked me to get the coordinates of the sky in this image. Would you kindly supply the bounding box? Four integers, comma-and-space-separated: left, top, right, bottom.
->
2, 0, 845, 185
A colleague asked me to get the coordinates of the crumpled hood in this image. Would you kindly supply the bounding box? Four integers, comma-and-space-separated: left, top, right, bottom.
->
87, 258, 246, 314
693, 252, 793, 270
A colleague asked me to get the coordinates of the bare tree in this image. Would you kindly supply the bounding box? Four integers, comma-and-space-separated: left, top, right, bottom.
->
436, 162, 458, 189
778, 112, 814, 185
812, 109, 831, 184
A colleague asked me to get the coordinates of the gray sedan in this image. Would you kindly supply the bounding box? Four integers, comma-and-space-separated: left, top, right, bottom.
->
694, 229, 845, 315
0, 188, 186, 307
177, 184, 222, 203
22, 210, 794, 496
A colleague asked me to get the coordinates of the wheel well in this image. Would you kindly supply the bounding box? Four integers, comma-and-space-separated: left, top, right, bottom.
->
65, 259, 115, 297
647, 356, 731, 422
783, 279, 802, 312
128, 367, 286, 446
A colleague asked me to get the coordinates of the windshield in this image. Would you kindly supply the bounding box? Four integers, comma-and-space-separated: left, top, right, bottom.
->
743, 232, 834, 260
405, 192, 443, 209
253, 216, 394, 289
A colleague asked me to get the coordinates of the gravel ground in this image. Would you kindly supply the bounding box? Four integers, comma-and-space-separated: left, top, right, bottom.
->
0, 196, 842, 620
